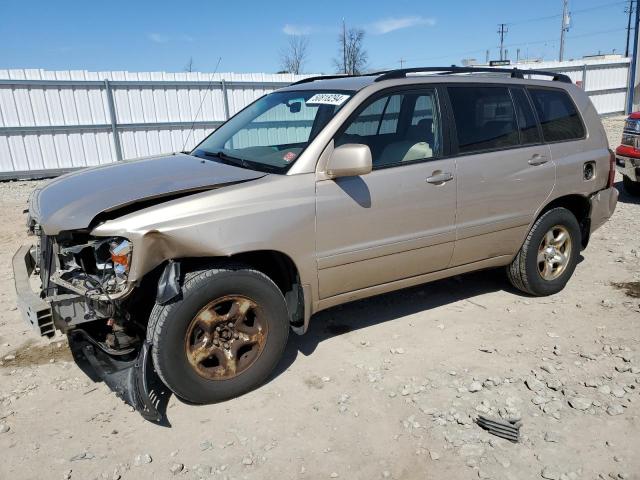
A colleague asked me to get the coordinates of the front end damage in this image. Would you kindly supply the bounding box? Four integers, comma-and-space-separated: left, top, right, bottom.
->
13, 224, 169, 423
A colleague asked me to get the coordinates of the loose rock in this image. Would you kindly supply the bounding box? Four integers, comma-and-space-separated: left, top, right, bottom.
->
541, 467, 560, 479
468, 381, 483, 393
133, 453, 152, 466
607, 405, 624, 416
568, 397, 592, 410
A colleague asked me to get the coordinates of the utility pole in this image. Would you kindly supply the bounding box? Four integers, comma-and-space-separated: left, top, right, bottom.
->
399, 58, 405, 68
485, 50, 490, 64
497, 24, 508, 61
559, 0, 570, 61
626, 0, 635, 57
628, 0, 640, 112
342, 19, 347, 74
516, 48, 521, 63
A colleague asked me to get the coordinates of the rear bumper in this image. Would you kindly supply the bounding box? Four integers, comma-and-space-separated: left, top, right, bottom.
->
616, 154, 640, 181
12, 244, 55, 337
589, 187, 618, 234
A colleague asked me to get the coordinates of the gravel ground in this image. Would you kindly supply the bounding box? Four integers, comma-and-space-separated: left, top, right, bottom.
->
0, 115, 638, 480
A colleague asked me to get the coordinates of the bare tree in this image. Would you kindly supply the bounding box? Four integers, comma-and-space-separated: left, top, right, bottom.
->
184, 57, 195, 73
334, 26, 368, 75
280, 35, 309, 74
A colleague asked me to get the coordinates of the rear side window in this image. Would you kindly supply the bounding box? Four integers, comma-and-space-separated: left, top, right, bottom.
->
511, 88, 541, 145
528, 88, 585, 142
447, 86, 520, 154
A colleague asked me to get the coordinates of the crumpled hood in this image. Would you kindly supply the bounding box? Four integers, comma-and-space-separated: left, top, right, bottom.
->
30, 153, 266, 235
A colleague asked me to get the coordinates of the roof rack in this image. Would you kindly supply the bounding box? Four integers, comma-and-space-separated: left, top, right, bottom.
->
290, 71, 388, 86
374, 66, 572, 84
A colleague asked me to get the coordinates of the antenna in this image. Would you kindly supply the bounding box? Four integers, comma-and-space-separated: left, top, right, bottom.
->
182, 56, 223, 153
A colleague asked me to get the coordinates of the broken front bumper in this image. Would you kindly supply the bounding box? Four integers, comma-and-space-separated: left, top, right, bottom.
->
12, 244, 55, 337
589, 187, 619, 234
12, 244, 166, 423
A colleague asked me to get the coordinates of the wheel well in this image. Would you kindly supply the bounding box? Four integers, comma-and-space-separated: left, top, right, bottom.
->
131, 251, 304, 332
226, 250, 304, 329
539, 194, 591, 248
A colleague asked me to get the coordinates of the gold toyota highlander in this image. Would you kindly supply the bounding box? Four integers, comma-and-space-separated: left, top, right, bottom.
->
12, 66, 618, 421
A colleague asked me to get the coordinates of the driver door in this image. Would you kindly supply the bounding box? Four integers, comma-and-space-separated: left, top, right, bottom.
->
315, 87, 457, 299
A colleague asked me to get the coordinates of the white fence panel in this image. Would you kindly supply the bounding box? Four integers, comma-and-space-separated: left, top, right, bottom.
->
0, 69, 308, 178
516, 58, 630, 115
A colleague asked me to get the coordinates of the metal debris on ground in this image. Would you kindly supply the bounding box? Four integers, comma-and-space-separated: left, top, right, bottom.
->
476, 415, 522, 442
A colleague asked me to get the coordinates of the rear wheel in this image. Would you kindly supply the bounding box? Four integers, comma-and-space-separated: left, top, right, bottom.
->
147, 264, 289, 404
622, 175, 640, 196
507, 207, 581, 296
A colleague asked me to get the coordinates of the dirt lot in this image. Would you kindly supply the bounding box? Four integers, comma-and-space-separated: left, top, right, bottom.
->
0, 116, 638, 480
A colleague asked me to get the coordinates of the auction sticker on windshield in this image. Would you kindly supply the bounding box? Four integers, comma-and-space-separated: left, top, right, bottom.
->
306, 93, 351, 106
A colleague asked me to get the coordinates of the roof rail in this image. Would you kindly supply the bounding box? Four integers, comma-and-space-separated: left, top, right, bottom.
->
290, 71, 388, 86
374, 66, 572, 84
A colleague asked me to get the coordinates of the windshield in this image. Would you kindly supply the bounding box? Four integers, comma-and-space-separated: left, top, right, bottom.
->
192, 90, 353, 173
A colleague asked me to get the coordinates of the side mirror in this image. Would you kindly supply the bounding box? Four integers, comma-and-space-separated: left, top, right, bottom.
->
326, 144, 372, 179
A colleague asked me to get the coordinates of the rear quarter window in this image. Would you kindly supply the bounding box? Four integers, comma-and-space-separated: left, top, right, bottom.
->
527, 88, 585, 142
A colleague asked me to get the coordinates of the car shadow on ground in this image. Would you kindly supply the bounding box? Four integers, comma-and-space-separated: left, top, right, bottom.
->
614, 180, 640, 205
272, 267, 524, 379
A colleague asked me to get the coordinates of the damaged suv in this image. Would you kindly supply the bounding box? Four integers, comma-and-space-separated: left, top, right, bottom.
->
13, 66, 618, 420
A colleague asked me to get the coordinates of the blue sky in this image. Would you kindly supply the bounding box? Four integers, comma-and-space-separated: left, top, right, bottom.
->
0, 0, 632, 73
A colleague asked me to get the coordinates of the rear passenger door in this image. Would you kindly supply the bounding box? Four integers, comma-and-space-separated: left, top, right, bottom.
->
445, 85, 555, 267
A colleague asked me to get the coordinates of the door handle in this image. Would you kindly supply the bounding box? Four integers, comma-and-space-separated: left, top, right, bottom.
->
426, 172, 454, 184
528, 154, 548, 166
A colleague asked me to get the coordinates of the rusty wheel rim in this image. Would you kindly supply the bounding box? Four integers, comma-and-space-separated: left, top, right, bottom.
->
184, 295, 268, 381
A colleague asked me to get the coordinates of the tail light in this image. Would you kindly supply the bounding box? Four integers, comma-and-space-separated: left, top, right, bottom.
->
607, 149, 615, 188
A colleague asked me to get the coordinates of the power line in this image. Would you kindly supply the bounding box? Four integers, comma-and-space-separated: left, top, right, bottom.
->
380, 27, 626, 67
507, 1, 626, 26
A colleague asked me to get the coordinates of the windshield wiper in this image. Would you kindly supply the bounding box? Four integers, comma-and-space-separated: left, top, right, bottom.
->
197, 150, 247, 169
197, 150, 281, 174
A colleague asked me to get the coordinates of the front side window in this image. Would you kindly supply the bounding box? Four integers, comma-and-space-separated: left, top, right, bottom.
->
528, 88, 585, 142
336, 90, 442, 169
448, 86, 520, 154
193, 90, 353, 173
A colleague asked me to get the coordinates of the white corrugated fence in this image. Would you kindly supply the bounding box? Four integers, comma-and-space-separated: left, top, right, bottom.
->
0, 70, 310, 178
0, 59, 631, 179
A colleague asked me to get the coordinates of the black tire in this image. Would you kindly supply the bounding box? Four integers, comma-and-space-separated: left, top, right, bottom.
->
506, 207, 581, 296
147, 264, 289, 404
623, 175, 640, 196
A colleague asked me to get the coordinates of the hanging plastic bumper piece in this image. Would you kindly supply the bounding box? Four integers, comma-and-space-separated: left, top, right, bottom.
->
67, 332, 170, 425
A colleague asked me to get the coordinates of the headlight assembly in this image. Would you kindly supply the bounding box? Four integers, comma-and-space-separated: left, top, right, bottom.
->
109, 238, 131, 282
54, 236, 133, 297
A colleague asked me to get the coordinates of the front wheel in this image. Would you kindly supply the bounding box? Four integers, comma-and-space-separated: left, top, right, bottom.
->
623, 175, 640, 196
147, 264, 289, 404
507, 207, 581, 296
